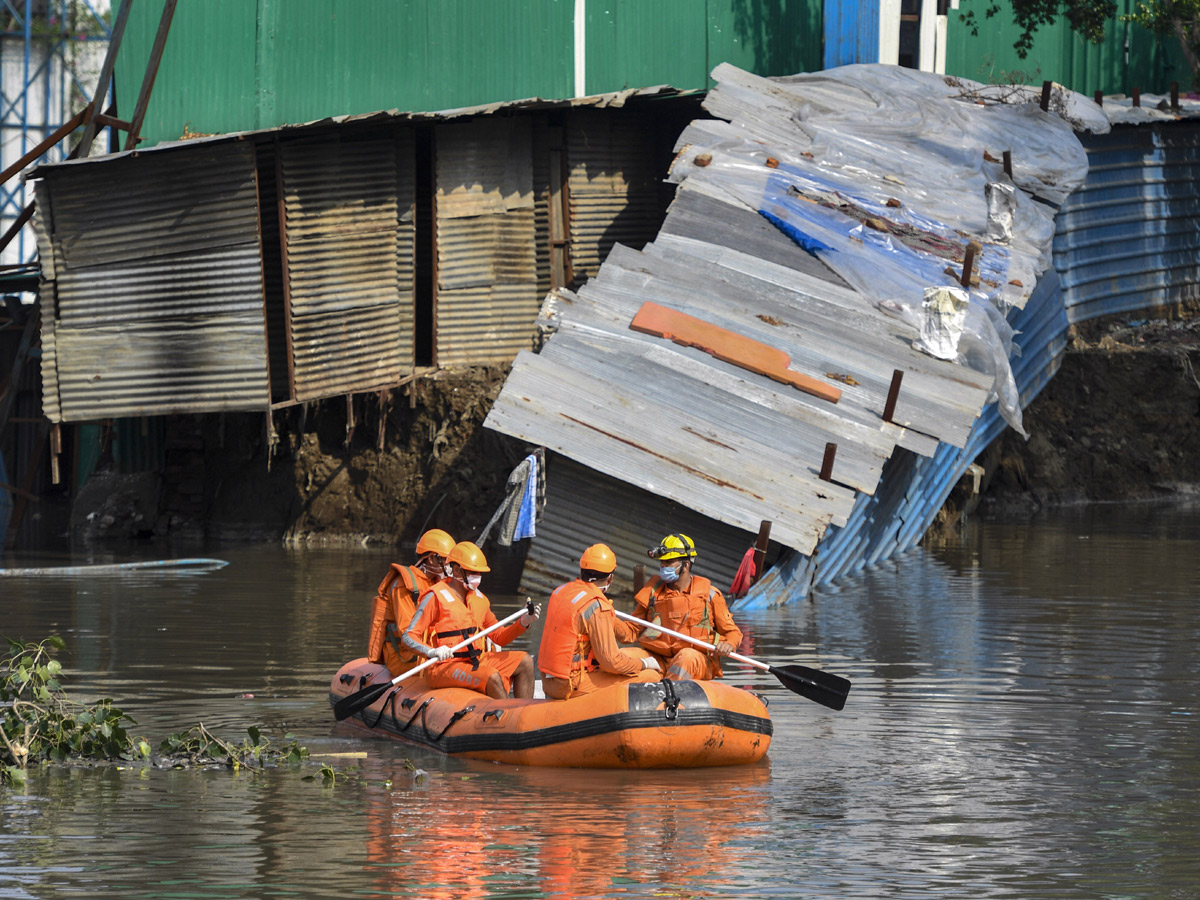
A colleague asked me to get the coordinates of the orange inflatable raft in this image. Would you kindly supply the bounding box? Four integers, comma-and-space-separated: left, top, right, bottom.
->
330, 658, 772, 768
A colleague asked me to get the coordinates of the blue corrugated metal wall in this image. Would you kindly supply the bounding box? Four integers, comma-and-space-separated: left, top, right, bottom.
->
824, 0, 879, 69
739, 120, 1199, 608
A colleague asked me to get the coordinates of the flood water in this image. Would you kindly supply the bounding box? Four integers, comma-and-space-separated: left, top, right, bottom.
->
1, 502, 1198, 899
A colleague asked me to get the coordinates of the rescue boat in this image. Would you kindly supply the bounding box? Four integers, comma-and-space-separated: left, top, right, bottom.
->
330, 658, 772, 768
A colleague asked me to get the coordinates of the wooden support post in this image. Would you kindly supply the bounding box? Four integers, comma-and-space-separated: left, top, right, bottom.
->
1040, 81, 1052, 111
633, 564, 645, 595
960, 241, 978, 288
377, 389, 389, 452
1094, 90, 1103, 106
883, 369, 904, 424
50, 424, 62, 486
0, 108, 86, 186
1171, 82, 1180, 110
1002, 150, 1012, 178
125, 0, 179, 151
751, 520, 772, 585
1132, 87, 1141, 108
77, 0, 133, 157
345, 394, 356, 448
819, 442, 837, 482
0, 202, 35, 258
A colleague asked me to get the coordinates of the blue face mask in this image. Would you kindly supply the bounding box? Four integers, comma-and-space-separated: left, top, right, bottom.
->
659, 563, 681, 584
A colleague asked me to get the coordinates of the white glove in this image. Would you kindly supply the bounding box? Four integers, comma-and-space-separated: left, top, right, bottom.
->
520, 604, 542, 627
641, 657, 662, 672
430, 646, 453, 662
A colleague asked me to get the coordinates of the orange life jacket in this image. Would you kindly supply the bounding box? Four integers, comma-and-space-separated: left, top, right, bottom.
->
538, 579, 608, 681
637, 574, 718, 659
368, 564, 431, 671
424, 581, 491, 669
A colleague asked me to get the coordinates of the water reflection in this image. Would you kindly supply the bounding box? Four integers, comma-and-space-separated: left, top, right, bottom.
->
2, 504, 1199, 898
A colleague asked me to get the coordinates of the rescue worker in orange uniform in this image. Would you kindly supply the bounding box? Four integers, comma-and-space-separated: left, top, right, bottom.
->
538, 543, 662, 700
631, 533, 743, 681
367, 528, 454, 677
402, 541, 540, 698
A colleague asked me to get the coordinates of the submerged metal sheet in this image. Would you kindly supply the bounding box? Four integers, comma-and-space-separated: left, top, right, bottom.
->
519, 455, 759, 601
435, 118, 538, 366
34, 143, 269, 422
280, 132, 414, 400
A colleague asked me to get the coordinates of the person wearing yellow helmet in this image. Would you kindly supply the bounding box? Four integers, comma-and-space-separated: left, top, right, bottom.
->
538, 543, 662, 700
631, 533, 743, 681
402, 541, 540, 698
367, 528, 456, 677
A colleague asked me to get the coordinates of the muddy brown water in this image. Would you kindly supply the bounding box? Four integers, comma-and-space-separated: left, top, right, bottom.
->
1, 503, 1198, 899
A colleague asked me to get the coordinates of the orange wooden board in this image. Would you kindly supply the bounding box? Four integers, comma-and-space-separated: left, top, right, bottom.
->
630, 301, 841, 404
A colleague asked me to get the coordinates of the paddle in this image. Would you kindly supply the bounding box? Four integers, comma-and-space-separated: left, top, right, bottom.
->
613, 609, 851, 711
334, 599, 534, 721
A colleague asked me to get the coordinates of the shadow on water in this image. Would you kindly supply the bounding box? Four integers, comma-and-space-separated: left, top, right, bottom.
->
2, 503, 1199, 898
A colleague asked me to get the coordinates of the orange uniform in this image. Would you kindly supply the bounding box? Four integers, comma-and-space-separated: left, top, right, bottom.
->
633, 574, 742, 681
402, 580, 530, 694
538, 578, 660, 700
367, 563, 435, 677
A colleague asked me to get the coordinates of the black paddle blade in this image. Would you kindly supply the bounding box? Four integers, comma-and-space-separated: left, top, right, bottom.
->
767, 664, 851, 711
333, 680, 390, 721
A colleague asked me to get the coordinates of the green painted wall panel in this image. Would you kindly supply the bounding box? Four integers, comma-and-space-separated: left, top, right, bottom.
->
706, 0, 823, 80
116, 0, 822, 146
117, 0, 575, 145
946, 0, 1189, 96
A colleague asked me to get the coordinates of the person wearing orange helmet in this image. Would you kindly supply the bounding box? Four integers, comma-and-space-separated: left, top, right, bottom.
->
402, 541, 540, 698
367, 528, 456, 677
538, 543, 662, 700
632, 533, 742, 681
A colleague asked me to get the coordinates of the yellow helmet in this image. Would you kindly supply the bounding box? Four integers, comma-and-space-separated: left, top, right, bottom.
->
648, 533, 697, 561
447, 541, 491, 573
416, 528, 455, 557
579, 543, 618, 574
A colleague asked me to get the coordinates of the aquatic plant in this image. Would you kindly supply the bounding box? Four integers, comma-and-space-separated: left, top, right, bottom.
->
2, 636, 309, 788
1, 636, 149, 787
158, 723, 308, 771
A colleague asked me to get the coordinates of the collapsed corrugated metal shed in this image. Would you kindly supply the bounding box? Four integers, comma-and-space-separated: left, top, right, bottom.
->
30, 86, 700, 423
486, 63, 1103, 599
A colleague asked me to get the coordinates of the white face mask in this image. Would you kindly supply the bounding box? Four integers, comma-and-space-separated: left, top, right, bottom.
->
465, 574, 482, 591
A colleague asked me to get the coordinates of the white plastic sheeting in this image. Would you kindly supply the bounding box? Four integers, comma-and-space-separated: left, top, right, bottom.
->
670, 64, 1105, 438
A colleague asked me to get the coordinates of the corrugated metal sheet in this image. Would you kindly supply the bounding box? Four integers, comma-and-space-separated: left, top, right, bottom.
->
1054, 123, 1200, 322
115, 0, 575, 144
435, 118, 539, 366
519, 454, 762, 601
823, 0, 880, 69
566, 109, 665, 279
944, 0, 1185, 95
280, 131, 414, 400
34, 143, 270, 422
115, 0, 814, 147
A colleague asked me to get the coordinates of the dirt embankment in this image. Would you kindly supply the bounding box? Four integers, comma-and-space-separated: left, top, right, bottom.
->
73, 367, 530, 551
947, 312, 1200, 527
71, 312, 1200, 557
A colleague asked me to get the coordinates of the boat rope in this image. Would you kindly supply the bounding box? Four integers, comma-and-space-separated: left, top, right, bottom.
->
432, 705, 475, 741
662, 679, 681, 721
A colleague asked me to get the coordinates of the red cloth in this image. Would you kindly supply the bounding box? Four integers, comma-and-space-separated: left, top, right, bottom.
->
729, 547, 757, 598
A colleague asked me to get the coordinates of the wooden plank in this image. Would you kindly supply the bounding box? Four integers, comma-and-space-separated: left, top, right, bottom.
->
630, 300, 842, 404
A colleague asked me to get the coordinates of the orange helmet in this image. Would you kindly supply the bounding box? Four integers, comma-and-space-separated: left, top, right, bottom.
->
579, 543, 617, 574
416, 528, 454, 557
447, 541, 490, 573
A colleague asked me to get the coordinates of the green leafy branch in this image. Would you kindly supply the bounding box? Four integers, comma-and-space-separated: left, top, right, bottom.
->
2, 636, 316, 788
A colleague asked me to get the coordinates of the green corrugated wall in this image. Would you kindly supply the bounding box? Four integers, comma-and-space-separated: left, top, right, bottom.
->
946, 0, 1189, 95
115, 0, 822, 146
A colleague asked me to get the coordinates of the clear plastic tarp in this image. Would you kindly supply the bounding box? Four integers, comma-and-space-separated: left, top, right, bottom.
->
669, 64, 1104, 438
